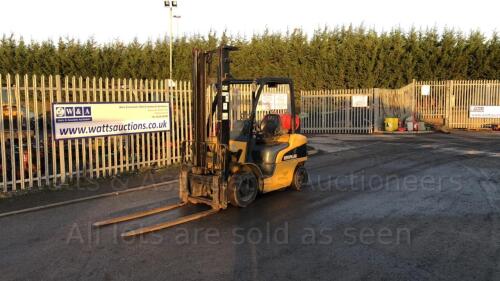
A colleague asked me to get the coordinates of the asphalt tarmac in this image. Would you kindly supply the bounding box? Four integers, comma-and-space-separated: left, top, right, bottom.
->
1, 131, 499, 281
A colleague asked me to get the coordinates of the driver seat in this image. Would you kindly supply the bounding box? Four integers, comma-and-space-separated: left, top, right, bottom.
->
260, 114, 282, 142
252, 114, 289, 176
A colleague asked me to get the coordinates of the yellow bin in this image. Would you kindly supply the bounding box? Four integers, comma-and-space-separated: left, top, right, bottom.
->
384, 117, 399, 132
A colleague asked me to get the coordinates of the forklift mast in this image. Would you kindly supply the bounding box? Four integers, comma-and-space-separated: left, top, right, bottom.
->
191, 48, 207, 169
191, 46, 236, 171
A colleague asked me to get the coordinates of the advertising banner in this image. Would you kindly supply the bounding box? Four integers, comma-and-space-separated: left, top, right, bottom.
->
52, 102, 170, 140
469, 106, 500, 118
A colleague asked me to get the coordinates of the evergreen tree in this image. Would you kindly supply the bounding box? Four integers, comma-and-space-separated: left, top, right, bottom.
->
0, 27, 498, 90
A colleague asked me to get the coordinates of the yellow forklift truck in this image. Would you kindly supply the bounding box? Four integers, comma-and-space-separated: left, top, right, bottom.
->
94, 46, 308, 237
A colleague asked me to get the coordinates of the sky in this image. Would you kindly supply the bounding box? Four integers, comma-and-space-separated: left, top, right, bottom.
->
0, 0, 498, 43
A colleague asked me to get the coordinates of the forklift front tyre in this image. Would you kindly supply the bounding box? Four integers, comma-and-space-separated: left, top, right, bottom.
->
228, 172, 258, 207
291, 165, 308, 191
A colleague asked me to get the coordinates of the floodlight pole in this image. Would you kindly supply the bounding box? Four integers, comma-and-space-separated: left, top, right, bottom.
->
169, 5, 173, 82
164, 0, 177, 85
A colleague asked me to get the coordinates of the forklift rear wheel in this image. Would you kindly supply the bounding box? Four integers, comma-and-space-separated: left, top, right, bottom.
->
228, 172, 258, 207
291, 165, 308, 191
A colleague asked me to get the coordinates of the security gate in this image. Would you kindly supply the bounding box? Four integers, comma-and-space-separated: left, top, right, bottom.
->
300, 80, 500, 134
447, 80, 500, 129
413, 80, 500, 129
300, 89, 375, 134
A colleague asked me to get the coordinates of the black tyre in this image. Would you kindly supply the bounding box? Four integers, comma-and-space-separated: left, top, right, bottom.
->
228, 172, 258, 207
291, 165, 308, 191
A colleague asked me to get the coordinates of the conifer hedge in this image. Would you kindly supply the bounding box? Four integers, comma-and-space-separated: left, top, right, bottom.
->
1, 26, 498, 90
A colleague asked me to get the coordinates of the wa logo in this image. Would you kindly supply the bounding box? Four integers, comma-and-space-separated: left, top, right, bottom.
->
55, 106, 92, 118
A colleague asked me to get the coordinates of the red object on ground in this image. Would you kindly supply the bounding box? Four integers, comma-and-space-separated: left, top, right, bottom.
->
397, 119, 406, 131
280, 114, 300, 131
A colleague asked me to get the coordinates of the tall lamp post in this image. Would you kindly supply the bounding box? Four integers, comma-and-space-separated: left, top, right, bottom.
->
164, 0, 178, 86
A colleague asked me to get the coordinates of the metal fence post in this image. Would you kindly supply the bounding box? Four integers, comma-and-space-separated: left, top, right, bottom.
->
322, 95, 326, 133
55, 75, 66, 185
411, 79, 416, 119
444, 80, 453, 128
373, 88, 380, 133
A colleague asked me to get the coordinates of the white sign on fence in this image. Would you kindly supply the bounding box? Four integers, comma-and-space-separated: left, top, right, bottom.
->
351, 95, 369, 107
469, 106, 500, 118
52, 102, 170, 140
258, 93, 289, 111
421, 85, 431, 96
